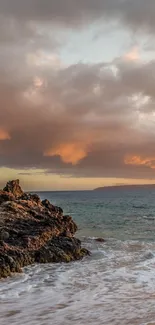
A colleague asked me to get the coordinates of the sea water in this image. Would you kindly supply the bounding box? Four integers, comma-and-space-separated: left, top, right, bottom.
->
1, 188, 155, 325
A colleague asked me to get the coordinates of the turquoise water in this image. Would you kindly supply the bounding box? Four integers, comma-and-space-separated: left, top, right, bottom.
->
39, 188, 155, 240
1, 188, 155, 325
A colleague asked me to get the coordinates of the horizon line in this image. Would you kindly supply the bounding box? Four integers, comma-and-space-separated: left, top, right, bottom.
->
27, 183, 155, 192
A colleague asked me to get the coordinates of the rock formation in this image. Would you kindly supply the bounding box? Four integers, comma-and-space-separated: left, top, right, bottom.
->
3, 179, 24, 197
0, 180, 89, 279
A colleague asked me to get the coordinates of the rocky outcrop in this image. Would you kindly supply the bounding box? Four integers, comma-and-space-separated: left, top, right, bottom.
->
3, 179, 24, 198
0, 180, 89, 279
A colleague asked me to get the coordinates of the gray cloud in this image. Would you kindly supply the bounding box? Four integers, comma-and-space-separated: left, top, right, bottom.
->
0, 54, 155, 179
0, 0, 155, 32
0, 0, 155, 52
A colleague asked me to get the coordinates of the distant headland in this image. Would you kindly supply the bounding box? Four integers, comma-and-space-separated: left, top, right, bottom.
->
94, 184, 155, 191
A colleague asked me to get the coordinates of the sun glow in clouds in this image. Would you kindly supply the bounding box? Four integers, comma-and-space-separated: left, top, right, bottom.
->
44, 142, 89, 165
0, 129, 10, 141
34, 77, 44, 88
124, 47, 140, 62
125, 155, 155, 169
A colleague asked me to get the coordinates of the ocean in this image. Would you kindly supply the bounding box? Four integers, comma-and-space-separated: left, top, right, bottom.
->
1, 188, 155, 325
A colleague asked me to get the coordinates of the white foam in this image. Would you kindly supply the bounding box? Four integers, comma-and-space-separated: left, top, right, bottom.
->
1, 239, 155, 325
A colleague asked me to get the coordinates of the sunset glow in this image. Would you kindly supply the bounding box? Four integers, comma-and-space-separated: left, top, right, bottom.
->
44, 143, 88, 165
0, 129, 11, 141
0, 1, 155, 190
125, 156, 155, 169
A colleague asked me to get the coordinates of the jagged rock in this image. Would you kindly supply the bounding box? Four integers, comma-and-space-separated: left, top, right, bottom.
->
0, 180, 89, 279
42, 199, 63, 216
29, 194, 41, 204
95, 238, 105, 243
3, 179, 24, 198
42, 199, 53, 209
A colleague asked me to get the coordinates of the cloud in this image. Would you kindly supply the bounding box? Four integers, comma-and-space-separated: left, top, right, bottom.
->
0, 0, 155, 53
125, 155, 155, 169
0, 0, 155, 32
44, 142, 89, 165
0, 1, 155, 181
0, 129, 11, 141
124, 47, 140, 62
0, 54, 155, 179
18, 172, 32, 176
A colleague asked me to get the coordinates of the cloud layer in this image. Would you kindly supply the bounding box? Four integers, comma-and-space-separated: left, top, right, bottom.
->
0, 55, 155, 179
1, 0, 155, 31
0, 0, 155, 181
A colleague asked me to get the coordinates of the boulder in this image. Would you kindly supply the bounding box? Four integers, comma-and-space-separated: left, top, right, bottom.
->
95, 238, 105, 243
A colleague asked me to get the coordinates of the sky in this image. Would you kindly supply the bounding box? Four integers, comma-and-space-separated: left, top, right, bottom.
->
1, 0, 155, 190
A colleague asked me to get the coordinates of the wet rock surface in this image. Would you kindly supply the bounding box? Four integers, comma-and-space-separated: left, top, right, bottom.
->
95, 238, 105, 243
0, 180, 89, 279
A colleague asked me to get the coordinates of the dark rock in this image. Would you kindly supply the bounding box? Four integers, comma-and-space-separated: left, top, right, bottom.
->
0, 191, 15, 203
56, 206, 63, 215
95, 238, 105, 243
20, 193, 30, 200
42, 199, 63, 217
29, 194, 41, 204
42, 199, 51, 208
0, 180, 89, 279
35, 237, 90, 263
42, 199, 55, 211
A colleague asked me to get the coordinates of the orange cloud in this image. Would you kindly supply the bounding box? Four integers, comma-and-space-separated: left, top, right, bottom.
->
44, 142, 88, 165
124, 155, 155, 169
0, 129, 10, 141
